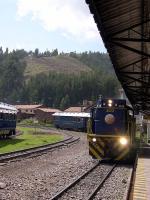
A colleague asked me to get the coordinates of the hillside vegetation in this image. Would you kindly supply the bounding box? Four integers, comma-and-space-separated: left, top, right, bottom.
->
25, 55, 92, 78
0, 47, 120, 109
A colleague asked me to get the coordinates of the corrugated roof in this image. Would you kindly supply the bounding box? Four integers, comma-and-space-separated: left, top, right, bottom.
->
64, 107, 87, 112
0, 109, 17, 114
86, 0, 150, 114
0, 102, 17, 112
15, 104, 42, 109
53, 112, 90, 118
37, 108, 61, 113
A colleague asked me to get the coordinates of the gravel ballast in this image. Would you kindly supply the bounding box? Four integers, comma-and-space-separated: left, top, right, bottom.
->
58, 164, 113, 200
93, 165, 132, 200
0, 130, 133, 200
0, 132, 96, 200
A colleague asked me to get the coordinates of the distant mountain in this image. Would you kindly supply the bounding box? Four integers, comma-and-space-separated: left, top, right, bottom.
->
24, 55, 92, 78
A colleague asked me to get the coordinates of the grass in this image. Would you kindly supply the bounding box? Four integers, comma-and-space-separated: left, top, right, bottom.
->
0, 127, 63, 154
18, 118, 54, 128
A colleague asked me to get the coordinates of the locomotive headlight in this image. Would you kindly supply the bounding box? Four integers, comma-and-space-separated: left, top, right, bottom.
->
92, 138, 96, 142
108, 99, 113, 107
108, 99, 112, 104
119, 137, 128, 145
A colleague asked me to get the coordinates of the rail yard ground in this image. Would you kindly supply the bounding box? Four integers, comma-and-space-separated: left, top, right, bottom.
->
0, 129, 132, 200
0, 127, 63, 154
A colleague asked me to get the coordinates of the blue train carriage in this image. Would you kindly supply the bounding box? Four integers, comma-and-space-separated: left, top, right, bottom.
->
87, 98, 136, 161
0, 103, 17, 139
53, 112, 90, 132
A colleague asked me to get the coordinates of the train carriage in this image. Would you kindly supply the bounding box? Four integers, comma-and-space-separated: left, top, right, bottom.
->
0, 103, 17, 138
87, 98, 136, 161
53, 112, 90, 132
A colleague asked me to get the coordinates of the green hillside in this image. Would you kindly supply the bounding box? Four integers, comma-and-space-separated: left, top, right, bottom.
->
24, 55, 92, 78
0, 48, 120, 107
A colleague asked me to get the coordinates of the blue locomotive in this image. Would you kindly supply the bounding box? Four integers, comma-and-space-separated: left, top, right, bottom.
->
0, 103, 17, 139
87, 97, 136, 161
53, 112, 90, 132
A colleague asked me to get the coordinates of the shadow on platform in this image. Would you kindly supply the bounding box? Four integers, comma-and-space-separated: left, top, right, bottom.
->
138, 143, 150, 157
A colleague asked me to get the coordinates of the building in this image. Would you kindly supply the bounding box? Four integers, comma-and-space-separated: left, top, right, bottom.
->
64, 107, 87, 112
64, 100, 94, 113
35, 108, 61, 122
64, 105, 93, 113
15, 104, 43, 120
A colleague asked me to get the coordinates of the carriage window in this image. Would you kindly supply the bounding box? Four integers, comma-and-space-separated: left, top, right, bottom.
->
62, 116, 67, 120
71, 117, 74, 121
4, 113, 6, 119
72, 117, 76, 121
6, 114, 8, 120
76, 118, 81, 122
10, 114, 12, 120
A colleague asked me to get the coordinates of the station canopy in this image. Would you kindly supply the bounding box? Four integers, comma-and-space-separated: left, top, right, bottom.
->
86, 0, 150, 114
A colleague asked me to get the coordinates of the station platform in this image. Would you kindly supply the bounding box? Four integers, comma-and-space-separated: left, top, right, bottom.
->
132, 146, 150, 200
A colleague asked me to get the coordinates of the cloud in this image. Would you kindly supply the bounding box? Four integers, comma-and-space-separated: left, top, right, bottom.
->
16, 0, 100, 41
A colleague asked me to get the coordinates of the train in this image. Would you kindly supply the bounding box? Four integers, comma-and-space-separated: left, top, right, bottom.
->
87, 97, 136, 161
0, 103, 17, 139
53, 112, 90, 132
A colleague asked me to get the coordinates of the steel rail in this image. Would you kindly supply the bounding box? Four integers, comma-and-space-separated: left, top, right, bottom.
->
50, 161, 101, 200
50, 162, 117, 200
0, 136, 80, 163
87, 163, 117, 200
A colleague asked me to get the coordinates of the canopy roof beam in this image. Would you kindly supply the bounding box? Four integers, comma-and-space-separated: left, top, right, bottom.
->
108, 19, 150, 38
111, 41, 150, 58
111, 37, 150, 42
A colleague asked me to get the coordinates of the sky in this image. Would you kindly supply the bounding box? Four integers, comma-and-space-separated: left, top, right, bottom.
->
0, 0, 106, 53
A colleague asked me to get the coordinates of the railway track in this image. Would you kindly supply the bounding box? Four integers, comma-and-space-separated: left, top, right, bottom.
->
0, 136, 79, 163
50, 161, 117, 200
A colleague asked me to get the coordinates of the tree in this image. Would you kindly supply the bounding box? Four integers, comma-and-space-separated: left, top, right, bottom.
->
34, 48, 39, 57
69, 51, 77, 58
60, 94, 70, 110
5, 48, 8, 55
51, 49, 58, 56
0, 51, 26, 103
0, 47, 3, 56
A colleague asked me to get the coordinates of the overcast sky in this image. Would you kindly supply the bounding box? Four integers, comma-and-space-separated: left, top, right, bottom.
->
0, 0, 106, 52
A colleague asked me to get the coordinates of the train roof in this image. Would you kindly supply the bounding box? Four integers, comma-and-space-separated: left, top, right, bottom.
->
0, 102, 18, 114
53, 112, 90, 118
